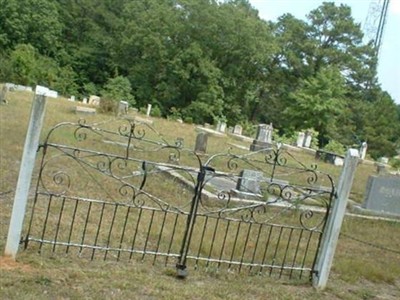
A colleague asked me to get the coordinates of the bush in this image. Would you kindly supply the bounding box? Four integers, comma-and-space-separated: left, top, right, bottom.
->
167, 107, 181, 121
183, 116, 193, 124
323, 139, 346, 155
151, 105, 162, 117
390, 158, 400, 169
98, 98, 118, 115
102, 76, 135, 106
240, 120, 256, 138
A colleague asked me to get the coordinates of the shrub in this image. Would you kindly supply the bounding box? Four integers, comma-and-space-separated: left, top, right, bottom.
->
102, 76, 135, 106
183, 116, 193, 124
323, 139, 346, 155
167, 107, 181, 121
151, 105, 162, 117
98, 98, 118, 115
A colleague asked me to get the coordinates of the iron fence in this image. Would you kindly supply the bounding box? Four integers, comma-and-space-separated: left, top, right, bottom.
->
22, 117, 335, 281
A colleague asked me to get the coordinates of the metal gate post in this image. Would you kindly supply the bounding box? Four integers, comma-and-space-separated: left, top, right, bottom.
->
176, 165, 208, 278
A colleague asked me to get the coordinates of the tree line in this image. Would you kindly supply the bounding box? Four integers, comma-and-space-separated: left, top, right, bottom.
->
0, 0, 399, 158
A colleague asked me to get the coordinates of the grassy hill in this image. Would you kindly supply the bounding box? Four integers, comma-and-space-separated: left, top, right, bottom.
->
0, 89, 399, 299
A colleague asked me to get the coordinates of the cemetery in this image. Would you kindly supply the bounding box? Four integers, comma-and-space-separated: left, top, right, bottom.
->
0, 87, 399, 299
1, 0, 400, 296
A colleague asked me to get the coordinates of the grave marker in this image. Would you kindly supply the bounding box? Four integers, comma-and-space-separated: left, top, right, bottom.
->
359, 142, 367, 159
297, 132, 305, 147
236, 169, 263, 194
146, 104, 152, 116
303, 130, 312, 148
194, 133, 208, 154
362, 176, 400, 215
119, 101, 129, 115
250, 123, 273, 151
233, 125, 243, 135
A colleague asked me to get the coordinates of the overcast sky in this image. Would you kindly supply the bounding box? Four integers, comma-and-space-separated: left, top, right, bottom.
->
248, 0, 400, 104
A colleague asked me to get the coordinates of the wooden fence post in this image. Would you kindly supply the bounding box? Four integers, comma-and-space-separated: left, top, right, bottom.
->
312, 148, 359, 289
4, 86, 48, 259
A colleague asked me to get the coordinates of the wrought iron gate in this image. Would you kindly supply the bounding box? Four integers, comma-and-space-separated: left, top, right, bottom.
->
22, 118, 335, 281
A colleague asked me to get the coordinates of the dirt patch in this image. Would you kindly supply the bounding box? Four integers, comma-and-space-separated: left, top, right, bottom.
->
0, 256, 33, 272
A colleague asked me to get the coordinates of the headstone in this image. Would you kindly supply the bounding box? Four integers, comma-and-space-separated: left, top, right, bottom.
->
303, 130, 312, 148
82, 98, 88, 104
119, 101, 129, 115
204, 123, 211, 129
376, 163, 386, 174
233, 125, 243, 135
89, 95, 100, 105
5, 83, 15, 90
146, 104, 152, 116
75, 106, 96, 114
236, 169, 263, 194
250, 123, 273, 151
296, 132, 305, 147
216, 121, 227, 133
194, 132, 208, 154
380, 157, 389, 164
176, 118, 183, 123
220, 122, 227, 133
47, 90, 58, 98
359, 142, 367, 159
11, 84, 32, 92
69, 95, 76, 102
362, 176, 400, 215
227, 126, 234, 134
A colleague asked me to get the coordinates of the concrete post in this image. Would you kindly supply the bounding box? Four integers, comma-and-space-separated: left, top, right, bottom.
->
4, 86, 48, 259
312, 148, 359, 289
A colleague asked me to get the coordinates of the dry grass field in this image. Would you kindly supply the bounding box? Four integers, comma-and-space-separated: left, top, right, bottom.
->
0, 88, 399, 299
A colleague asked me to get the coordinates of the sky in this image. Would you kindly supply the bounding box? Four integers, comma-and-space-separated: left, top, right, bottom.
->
248, 0, 400, 104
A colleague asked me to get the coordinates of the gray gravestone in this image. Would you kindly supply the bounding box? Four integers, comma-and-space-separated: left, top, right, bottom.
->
194, 133, 208, 154
250, 123, 273, 151
362, 176, 400, 215
119, 101, 129, 115
236, 169, 263, 194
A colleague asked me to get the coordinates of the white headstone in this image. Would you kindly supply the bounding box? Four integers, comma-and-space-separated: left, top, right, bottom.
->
47, 90, 58, 99
146, 104, 152, 116
359, 142, 367, 159
233, 125, 243, 135
83, 98, 88, 104
297, 132, 305, 147
219, 122, 227, 133
89, 95, 100, 106
35, 85, 50, 96
303, 131, 312, 148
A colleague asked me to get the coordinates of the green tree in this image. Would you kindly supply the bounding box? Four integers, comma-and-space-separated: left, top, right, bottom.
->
0, 0, 62, 56
361, 93, 400, 158
102, 76, 135, 105
285, 67, 346, 146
